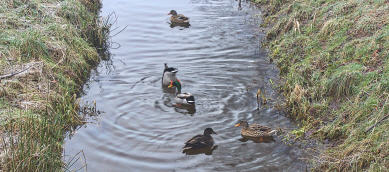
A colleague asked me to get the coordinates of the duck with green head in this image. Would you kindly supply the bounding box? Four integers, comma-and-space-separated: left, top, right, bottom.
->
168, 80, 195, 105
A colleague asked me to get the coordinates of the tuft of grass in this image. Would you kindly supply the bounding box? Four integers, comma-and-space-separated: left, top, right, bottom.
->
255, 0, 388, 171
0, 0, 110, 171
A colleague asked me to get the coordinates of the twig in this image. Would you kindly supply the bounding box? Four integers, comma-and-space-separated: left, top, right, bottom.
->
365, 95, 389, 133
365, 114, 389, 133
0, 65, 33, 80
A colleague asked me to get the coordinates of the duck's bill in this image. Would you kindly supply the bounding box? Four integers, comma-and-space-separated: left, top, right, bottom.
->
213, 131, 217, 134
172, 70, 178, 73
187, 101, 195, 104
234, 123, 240, 127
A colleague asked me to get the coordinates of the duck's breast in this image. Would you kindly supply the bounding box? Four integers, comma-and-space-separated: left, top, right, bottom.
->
162, 72, 177, 86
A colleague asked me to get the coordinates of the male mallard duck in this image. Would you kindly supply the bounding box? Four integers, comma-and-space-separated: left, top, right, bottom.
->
235, 120, 277, 138
168, 10, 190, 26
162, 63, 179, 87
168, 80, 195, 105
183, 128, 217, 153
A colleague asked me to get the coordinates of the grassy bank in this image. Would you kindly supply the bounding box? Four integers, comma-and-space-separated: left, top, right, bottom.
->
254, 0, 388, 171
0, 0, 109, 171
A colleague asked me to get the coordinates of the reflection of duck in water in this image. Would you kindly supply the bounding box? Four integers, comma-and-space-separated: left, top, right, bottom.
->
168, 80, 195, 106
168, 10, 190, 28
162, 63, 179, 88
235, 120, 277, 138
183, 128, 217, 155
238, 135, 275, 143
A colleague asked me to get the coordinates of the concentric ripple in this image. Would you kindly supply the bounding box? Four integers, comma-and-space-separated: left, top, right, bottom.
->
64, 0, 307, 171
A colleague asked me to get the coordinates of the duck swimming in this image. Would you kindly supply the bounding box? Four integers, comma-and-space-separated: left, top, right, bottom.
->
183, 128, 217, 153
162, 63, 179, 87
168, 80, 195, 105
235, 120, 277, 138
168, 10, 190, 26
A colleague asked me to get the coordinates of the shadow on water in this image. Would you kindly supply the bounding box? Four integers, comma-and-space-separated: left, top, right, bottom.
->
64, 0, 309, 171
183, 145, 218, 155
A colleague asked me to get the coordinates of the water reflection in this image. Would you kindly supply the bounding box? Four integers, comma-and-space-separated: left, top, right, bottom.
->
170, 23, 191, 28
174, 104, 196, 115
183, 145, 218, 155
239, 136, 275, 143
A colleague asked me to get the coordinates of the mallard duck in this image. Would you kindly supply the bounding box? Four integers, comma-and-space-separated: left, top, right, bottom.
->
162, 63, 179, 87
183, 128, 217, 153
168, 80, 195, 105
168, 10, 190, 26
235, 120, 277, 138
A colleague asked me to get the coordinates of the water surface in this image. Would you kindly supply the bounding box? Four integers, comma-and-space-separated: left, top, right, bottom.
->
64, 0, 306, 171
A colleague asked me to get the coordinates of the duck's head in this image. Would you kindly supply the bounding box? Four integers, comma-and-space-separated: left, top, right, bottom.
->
168, 80, 181, 92
204, 128, 217, 135
235, 120, 249, 128
168, 10, 178, 16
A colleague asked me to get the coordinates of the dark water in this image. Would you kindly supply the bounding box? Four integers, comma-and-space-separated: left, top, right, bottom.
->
64, 0, 307, 171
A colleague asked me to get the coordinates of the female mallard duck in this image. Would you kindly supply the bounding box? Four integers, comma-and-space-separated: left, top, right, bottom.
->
162, 63, 179, 87
235, 120, 277, 138
183, 128, 217, 153
168, 10, 190, 26
168, 80, 195, 105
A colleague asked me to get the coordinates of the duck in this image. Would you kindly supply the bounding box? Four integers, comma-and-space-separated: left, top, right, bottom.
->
168, 80, 195, 105
168, 10, 190, 26
162, 63, 179, 87
183, 128, 217, 153
235, 120, 277, 138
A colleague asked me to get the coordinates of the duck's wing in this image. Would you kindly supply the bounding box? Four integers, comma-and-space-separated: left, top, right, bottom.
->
184, 135, 202, 147
177, 93, 192, 99
249, 123, 273, 132
184, 135, 212, 147
177, 93, 195, 103
177, 14, 189, 20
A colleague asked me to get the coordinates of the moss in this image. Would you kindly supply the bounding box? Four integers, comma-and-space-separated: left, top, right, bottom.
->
255, 0, 388, 171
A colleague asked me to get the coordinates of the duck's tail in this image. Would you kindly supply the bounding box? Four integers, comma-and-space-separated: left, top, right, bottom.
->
182, 146, 193, 153
186, 96, 195, 104
268, 129, 278, 136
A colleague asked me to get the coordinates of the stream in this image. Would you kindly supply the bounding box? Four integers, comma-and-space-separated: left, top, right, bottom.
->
64, 0, 307, 171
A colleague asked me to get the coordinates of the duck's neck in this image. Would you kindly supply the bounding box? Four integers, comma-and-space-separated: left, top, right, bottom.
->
173, 81, 182, 93
203, 133, 212, 137
176, 85, 182, 94
242, 124, 249, 129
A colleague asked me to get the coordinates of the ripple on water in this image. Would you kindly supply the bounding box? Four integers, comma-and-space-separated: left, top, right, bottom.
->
64, 0, 307, 171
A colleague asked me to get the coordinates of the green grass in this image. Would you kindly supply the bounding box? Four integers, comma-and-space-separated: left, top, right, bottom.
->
255, 0, 388, 171
0, 0, 109, 171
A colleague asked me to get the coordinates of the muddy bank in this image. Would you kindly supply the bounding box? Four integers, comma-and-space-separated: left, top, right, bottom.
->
255, 0, 388, 171
0, 0, 109, 170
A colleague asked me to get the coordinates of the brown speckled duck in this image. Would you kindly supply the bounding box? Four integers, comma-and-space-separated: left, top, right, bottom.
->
168, 10, 190, 26
235, 120, 277, 138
